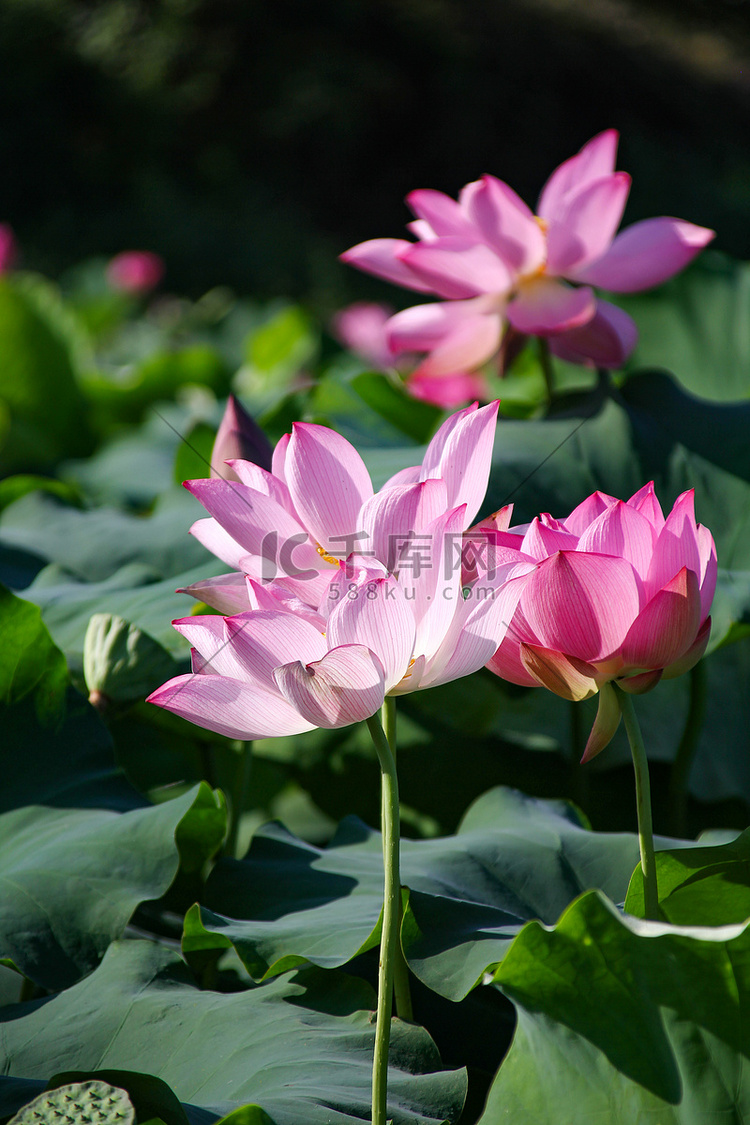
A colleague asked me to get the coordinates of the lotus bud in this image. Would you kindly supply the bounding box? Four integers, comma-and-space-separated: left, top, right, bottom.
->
210, 394, 273, 479
83, 613, 177, 710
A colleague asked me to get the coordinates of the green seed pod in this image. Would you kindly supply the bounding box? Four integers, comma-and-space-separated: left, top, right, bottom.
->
83, 613, 177, 708
9, 1081, 135, 1125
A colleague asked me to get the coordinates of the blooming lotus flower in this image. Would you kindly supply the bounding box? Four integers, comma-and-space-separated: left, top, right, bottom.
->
0, 224, 17, 274
341, 130, 714, 377
148, 523, 524, 738
483, 483, 716, 760
106, 250, 165, 294
180, 401, 500, 613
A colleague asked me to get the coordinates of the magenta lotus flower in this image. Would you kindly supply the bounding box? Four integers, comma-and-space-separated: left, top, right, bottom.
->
106, 250, 165, 294
483, 483, 716, 760
341, 130, 714, 376
179, 401, 500, 613
0, 224, 17, 274
148, 504, 524, 739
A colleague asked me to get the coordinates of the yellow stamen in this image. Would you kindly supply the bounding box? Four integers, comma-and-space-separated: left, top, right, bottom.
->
535, 215, 549, 234
316, 544, 339, 566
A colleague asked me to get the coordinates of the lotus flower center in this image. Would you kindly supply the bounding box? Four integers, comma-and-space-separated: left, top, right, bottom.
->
316, 544, 339, 567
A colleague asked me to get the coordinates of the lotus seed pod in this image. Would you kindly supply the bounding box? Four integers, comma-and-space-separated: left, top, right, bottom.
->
9, 1080, 135, 1125
83, 613, 177, 708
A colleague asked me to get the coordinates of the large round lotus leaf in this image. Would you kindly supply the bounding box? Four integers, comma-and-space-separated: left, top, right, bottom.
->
0, 940, 466, 1125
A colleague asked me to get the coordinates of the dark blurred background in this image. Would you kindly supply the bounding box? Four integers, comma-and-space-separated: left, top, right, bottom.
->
2, 0, 749, 309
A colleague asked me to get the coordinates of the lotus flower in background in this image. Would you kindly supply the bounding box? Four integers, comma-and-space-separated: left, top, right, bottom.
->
0, 224, 17, 274
179, 400, 500, 614
331, 300, 490, 407
148, 401, 526, 738
342, 130, 714, 382
483, 483, 716, 760
331, 301, 399, 370
106, 250, 165, 294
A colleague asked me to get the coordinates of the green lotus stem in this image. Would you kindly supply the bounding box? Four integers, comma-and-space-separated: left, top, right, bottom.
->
225, 740, 253, 859
615, 686, 659, 920
537, 337, 556, 402
366, 708, 403, 1125
568, 698, 590, 812
667, 661, 707, 838
380, 697, 413, 1023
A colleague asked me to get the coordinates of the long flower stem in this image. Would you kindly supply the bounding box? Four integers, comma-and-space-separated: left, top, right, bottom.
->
366, 708, 403, 1125
537, 337, 556, 402
225, 740, 253, 859
667, 661, 707, 838
615, 686, 659, 920
568, 698, 590, 812
380, 698, 413, 1023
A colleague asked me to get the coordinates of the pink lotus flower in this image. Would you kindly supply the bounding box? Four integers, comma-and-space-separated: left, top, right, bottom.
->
483, 483, 716, 760
0, 224, 17, 274
149, 543, 523, 737
106, 250, 165, 294
148, 405, 525, 737
332, 300, 490, 408
179, 401, 501, 613
341, 130, 714, 376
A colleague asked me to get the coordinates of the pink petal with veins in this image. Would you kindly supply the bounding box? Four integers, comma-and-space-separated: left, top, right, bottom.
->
562, 491, 619, 536
328, 575, 416, 692
189, 517, 253, 571
177, 572, 251, 615
147, 673, 315, 739
662, 617, 711, 679
419, 400, 499, 526
576, 500, 658, 581
520, 517, 579, 560
274, 644, 386, 728
627, 482, 666, 532
186, 479, 321, 574
360, 478, 449, 571
223, 610, 328, 690
521, 550, 641, 663
285, 422, 374, 554
620, 567, 701, 671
